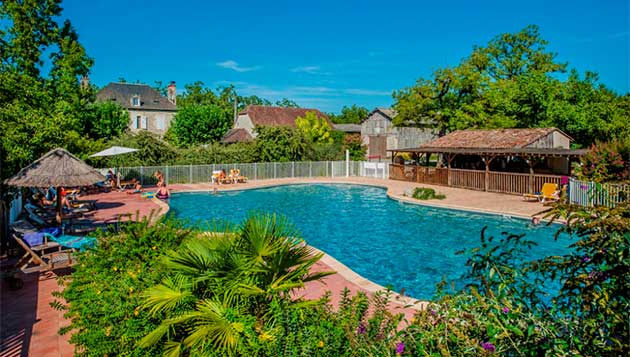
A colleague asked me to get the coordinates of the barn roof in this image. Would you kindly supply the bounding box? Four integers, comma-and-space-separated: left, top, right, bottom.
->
422, 128, 569, 149
240, 105, 331, 127
221, 128, 253, 144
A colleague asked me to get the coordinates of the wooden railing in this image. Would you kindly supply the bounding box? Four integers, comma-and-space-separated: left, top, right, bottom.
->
390, 164, 565, 195
450, 168, 485, 191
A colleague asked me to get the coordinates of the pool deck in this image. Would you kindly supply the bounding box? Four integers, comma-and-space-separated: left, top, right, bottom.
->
1, 177, 551, 356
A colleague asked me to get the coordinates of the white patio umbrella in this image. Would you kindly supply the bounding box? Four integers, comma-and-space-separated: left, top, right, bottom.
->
89, 146, 139, 188
89, 146, 138, 158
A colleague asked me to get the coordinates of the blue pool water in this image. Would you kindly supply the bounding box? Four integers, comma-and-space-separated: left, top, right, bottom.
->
169, 184, 571, 300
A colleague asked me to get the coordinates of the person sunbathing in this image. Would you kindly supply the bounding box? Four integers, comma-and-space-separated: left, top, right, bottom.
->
126, 179, 143, 194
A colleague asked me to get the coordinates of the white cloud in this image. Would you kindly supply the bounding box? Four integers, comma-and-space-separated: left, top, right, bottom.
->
216, 60, 260, 72
344, 88, 391, 96
290, 66, 328, 74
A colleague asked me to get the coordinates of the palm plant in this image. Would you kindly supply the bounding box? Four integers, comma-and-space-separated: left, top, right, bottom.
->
138, 213, 333, 356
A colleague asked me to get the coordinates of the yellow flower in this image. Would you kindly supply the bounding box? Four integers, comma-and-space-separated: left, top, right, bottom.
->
105, 327, 111, 336
129, 287, 134, 293
152, 246, 157, 250
318, 340, 324, 348
112, 267, 118, 272
134, 309, 139, 316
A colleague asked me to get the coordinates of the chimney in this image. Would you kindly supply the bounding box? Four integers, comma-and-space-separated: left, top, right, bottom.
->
167, 81, 176, 105
80, 75, 90, 89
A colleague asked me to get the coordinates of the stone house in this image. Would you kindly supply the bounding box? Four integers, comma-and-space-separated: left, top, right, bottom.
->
96, 82, 177, 136
361, 108, 437, 159
221, 105, 330, 143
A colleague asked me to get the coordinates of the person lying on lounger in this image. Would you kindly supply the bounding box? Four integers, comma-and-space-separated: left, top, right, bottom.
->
126, 179, 143, 194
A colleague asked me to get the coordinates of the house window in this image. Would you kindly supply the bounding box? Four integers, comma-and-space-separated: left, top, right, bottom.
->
132, 95, 140, 107
141, 116, 148, 130
156, 115, 165, 130
134, 116, 141, 129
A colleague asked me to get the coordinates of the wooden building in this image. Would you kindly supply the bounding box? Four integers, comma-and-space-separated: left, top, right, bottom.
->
389, 128, 587, 195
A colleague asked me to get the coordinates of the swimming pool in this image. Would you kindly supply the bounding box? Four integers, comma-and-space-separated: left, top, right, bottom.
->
169, 184, 571, 300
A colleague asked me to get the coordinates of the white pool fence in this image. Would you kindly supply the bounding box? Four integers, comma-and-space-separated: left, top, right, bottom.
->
103, 161, 389, 186
568, 178, 630, 208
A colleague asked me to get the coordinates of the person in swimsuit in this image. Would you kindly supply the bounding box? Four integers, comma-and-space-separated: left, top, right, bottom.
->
156, 184, 170, 199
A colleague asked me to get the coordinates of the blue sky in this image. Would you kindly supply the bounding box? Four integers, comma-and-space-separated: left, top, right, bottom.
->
61, 0, 628, 113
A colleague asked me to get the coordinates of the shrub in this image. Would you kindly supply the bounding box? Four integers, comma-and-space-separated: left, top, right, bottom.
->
53, 214, 193, 356
574, 140, 629, 183
412, 187, 446, 200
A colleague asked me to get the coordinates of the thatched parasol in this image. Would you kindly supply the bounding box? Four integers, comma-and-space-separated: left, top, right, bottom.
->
4, 148, 106, 224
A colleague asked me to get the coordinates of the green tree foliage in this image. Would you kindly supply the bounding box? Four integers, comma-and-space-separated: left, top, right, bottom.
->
170, 104, 232, 146
53, 216, 193, 356
573, 139, 630, 183
393, 25, 630, 145
0, 0, 96, 178
342, 133, 367, 161
89, 131, 178, 168
295, 111, 333, 144
254, 126, 308, 162
275, 98, 300, 107
84, 101, 130, 140
138, 214, 332, 355
329, 104, 369, 124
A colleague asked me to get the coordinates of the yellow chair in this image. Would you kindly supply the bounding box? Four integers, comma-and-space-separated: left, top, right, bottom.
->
523, 183, 559, 202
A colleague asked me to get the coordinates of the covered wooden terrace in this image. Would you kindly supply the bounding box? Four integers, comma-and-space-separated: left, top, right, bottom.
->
388, 147, 588, 195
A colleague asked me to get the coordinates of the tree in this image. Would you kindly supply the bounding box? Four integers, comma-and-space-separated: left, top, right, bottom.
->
392, 25, 629, 146
85, 101, 129, 140
254, 126, 308, 162
295, 111, 333, 144
170, 104, 232, 146
329, 105, 369, 124
275, 98, 300, 108
0, 0, 95, 178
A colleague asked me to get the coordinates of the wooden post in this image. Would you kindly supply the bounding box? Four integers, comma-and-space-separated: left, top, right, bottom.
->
483, 155, 496, 192
526, 157, 534, 194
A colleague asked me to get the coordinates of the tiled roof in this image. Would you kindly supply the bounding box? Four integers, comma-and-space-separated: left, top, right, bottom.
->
240, 105, 331, 127
375, 107, 397, 119
423, 128, 562, 149
96, 83, 177, 111
333, 124, 361, 133
221, 128, 253, 144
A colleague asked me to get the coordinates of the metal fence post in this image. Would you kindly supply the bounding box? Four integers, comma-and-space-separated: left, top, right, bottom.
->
325, 161, 329, 177
140, 166, 144, 185
309, 162, 312, 178
165, 165, 170, 184
331, 161, 334, 178
346, 150, 350, 177
254, 162, 257, 180
292, 161, 295, 178
189, 164, 193, 184
274, 162, 277, 179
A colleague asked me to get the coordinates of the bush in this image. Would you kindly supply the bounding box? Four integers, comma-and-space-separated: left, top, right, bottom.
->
574, 140, 629, 183
53, 214, 193, 356
412, 187, 446, 200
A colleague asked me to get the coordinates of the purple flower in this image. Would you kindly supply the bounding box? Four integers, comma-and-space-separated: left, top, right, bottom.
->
502, 307, 509, 314
395, 342, 405, 354
356, 323, 366, 335
582, 256, 591, 263
481, 342, 496, 352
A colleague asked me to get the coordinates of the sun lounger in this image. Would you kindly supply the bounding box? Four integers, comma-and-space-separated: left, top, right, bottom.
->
11, 221, 76, 273
523, 183, 559, 202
